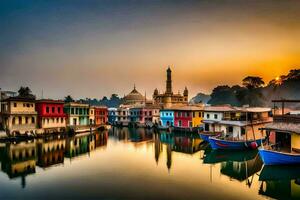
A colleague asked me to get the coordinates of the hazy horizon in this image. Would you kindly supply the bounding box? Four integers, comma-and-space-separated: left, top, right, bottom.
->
1, 0, 300, 100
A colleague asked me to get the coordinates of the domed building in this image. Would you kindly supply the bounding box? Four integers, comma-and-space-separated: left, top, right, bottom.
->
123, 85, 146, 105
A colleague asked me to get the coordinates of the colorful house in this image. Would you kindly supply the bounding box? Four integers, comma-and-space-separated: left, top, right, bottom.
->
1, 97, 38, 135
159, 109, 174, 127
173, 106, 204, 128
202, 105, 272, 140
94, 106, 108, 125
108, 108, 117, 124
129, 105, 160, 126
36, 99, 67, 133
64, 102, 89, 126
89, 106, 95, 125
114, 106, 131, 126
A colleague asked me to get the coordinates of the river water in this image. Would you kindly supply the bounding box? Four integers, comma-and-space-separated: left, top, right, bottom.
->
0, 127, 299, 200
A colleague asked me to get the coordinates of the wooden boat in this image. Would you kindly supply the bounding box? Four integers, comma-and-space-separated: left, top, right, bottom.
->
258, 148, 300, 165
198, 131, 222, 142
208, 136, 265, 150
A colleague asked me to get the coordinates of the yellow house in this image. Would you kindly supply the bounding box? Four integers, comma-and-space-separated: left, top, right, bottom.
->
192, 109, 204, 128
1, 97, 37, 135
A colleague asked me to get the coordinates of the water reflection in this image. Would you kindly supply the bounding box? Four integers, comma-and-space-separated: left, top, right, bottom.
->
0, 127, 293, 199
259, 165, 300, 199
0, 141, 36, 188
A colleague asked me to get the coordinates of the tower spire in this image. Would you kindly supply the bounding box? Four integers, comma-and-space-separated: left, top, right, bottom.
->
166, 66, 173, 94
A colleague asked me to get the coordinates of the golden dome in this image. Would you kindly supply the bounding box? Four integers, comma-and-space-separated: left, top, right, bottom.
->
123, 85, 145, 104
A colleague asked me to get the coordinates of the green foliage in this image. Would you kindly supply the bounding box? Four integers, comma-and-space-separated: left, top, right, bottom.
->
64, 95, 74, 103
17, 86, 35, 99
242, 76, 265, 90
207, 69, 300, 106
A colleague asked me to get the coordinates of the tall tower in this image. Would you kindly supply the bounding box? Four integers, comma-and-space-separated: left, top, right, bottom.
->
165, 66, 173, 95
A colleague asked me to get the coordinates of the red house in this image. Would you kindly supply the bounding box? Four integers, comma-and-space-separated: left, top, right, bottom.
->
174, 108, 193, 128
94, 106, 108, 125
36, 99, 67, 133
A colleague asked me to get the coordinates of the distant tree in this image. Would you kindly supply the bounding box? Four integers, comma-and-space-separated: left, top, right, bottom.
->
64, 95, 74, 103
18, 86, 35, 99
110, 94, 119, 100
242, 76, 265, 90
208, 85, 240, 106
286, 69, 300, 80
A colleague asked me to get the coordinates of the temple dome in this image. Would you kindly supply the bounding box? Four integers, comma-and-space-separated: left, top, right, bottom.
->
123, 85, 145, 105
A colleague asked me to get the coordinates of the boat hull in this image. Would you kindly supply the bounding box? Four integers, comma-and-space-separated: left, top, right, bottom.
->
208, 137, 264, 150
259, 148, 300, 165
199, 132, 222, 142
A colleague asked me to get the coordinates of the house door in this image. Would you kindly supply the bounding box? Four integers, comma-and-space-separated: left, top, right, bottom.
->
205, 124, 209, 131
73, 118, 77, 126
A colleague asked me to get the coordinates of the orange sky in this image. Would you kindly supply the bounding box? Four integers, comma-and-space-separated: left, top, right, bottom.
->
0, 1, 299, 99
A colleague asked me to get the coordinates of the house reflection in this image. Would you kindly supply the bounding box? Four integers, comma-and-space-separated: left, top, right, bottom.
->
65, 131, 108, 159
95, 130, 108, 148
0, 141, 36, 188
109, 127, 130, 142
172, 134, 202, 154
259, 166, 300, 199
153, 133, 162, 164
153, 132, 202, 171
36, 138, 66, 168
128, 128, 153, 143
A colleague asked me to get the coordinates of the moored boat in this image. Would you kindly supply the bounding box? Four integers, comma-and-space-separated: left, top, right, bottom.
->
258, 99, 300, 165
198, 131, 222, 142
259, 148, 300, 165
209, 136, 264, 150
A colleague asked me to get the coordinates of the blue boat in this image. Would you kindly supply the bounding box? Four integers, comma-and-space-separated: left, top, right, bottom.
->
208, 137, 264, 150
198, 131, 222, 142
259, 148, 300, 165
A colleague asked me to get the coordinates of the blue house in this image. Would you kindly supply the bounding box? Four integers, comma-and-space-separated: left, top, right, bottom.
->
160, 109, 174, 127
108, 108, 117, 124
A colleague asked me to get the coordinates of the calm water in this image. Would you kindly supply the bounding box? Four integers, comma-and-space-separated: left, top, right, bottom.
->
0, 128, 299, 200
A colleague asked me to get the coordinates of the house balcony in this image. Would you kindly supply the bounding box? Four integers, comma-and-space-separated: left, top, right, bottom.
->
273, 115, 300, 123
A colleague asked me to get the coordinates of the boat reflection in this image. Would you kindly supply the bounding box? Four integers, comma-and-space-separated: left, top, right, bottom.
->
203, 149, 263, 186
259, 165, 300, 199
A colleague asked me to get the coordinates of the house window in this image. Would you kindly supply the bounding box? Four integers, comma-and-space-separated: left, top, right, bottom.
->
228, 126, 233, 133
12, 117, 16, 125
241, 127, 246, 135
214, 114, 218, 119
71, 108, 74, 114
187, 112, 190, 117
14, 103, 17, 107
52, 107, 55, 113
32, 117, 35, 124
46, 107, 50, 113
25, 117, 28, 124
19, 117, 22, 124
61, 118, 64, 123
27, 103, 30, 107
58, 107, 61, 113
207, 114, 210, 119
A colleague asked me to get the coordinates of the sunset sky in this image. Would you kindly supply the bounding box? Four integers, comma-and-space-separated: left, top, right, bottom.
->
1, 0, 300, 100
